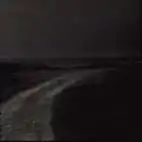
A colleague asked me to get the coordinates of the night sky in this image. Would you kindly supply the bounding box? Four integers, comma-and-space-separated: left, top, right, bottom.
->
0, 0, 140, 59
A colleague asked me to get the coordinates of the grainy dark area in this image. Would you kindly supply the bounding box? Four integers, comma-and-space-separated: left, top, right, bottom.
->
51, 65, 142, 141
0, 0, 141, 141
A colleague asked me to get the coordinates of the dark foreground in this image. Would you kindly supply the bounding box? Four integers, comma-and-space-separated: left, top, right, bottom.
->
1, 61, 141, 141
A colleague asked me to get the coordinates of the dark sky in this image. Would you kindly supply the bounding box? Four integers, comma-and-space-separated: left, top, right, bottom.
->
0, 0, 140, 59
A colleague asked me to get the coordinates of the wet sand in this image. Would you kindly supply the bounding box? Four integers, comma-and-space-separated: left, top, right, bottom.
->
1, 69, 100, 141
